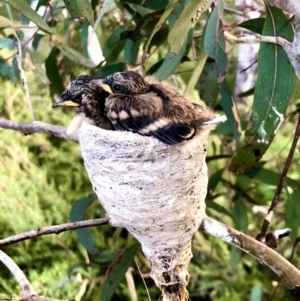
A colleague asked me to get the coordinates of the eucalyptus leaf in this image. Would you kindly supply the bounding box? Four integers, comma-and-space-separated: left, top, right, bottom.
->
5, 0, 55, 34
69, 195, 99, 256
153, 29, 193, 80
56, 43, 96, 68
168, 0, 212, 53
100, 245, 139, 301
62, 0, 94, 25
220, 80, 241, 140
229, 5, 294, 173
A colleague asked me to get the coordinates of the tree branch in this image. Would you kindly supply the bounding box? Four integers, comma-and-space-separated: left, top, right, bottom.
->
0, 118, 78, 142
0, 218, 110, 247
0, 250, 36, 298
201, 217, 300, 295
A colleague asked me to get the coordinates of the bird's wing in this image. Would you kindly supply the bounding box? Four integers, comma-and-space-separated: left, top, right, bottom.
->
105, 93, 196, 145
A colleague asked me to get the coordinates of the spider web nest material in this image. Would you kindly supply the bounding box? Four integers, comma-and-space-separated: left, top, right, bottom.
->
79, 116, 225, 301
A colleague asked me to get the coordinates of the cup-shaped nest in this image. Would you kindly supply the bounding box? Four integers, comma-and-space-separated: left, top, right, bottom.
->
79, 116, 225, 301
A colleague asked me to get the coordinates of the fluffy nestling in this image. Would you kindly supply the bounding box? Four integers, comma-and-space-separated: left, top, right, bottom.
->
94, 71, 216, 145
52, 75, 114, 140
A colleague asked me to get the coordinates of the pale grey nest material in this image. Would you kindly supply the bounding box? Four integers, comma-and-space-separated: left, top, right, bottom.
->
78, 117, 225, 300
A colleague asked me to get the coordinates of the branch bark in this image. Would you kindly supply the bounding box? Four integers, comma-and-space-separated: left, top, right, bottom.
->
201, 217, 300, 296
0, 118, 78, 142
0, 250, 35, 298
0, 218, 110, 247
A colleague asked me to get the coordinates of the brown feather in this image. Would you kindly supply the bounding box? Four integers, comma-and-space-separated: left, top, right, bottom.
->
53, 75, 114, 139
99, 71, 215, 144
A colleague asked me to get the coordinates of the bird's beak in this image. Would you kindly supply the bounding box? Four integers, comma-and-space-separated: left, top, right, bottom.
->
92, 79, 113, 94
52, 99, 80, 108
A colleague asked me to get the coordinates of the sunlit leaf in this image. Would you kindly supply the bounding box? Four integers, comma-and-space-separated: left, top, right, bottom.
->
168, 0, 212, 53
62, 0, 94, 25
229, 5, 294, 173
0, 16, 14, 28
250, 284, 262, 301
5, 0, 55, 34
100, 245, 139, 301
0, 38, 14, 49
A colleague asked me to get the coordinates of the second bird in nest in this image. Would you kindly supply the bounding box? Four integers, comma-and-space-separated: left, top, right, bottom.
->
53, 71, 215, 144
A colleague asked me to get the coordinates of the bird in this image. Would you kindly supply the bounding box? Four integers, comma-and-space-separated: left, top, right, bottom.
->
52, 75, 114, 140
92, 71, 216, 145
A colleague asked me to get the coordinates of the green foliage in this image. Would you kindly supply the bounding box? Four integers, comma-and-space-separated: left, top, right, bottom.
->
229, 4, 294, 173
1, 0, 300, 301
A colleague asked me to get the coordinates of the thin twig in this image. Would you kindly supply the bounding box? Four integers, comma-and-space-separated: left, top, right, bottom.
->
0, 118, 78, 142
5, 4, 37, 120
0, 218, 110, 247
0, 250, 36, 298
256, 114, 300, 242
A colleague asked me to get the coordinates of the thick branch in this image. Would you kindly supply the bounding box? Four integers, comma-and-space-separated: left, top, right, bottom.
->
201, 217, 300, 291
0, 118, 78, 142
0, 218, 110, 247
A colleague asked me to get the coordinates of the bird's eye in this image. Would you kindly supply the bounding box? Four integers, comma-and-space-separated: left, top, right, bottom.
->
112, 84, 123, 93
73, 95, 82, 103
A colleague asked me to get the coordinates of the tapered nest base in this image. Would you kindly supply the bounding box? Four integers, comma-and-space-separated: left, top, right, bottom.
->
79, 118, 223, 301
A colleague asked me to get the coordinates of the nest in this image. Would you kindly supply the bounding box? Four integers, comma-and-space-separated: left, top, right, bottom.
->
79, 117, 224, 301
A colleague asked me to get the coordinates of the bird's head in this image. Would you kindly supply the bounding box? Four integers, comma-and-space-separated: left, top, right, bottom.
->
52, 75, 103, 108
94, 71, 150, 96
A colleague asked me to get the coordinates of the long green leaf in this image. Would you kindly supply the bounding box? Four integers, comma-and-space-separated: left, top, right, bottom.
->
143, 0, 180, 60
93, 0, 114, 30
5, 0, 55, 34
168, 0, 212, 53
62, 0, 94, 25
152, 29, 192, 80
202, 2, 226, 76
56, 43, 96, 68
69, 195, 99, 256
229, 5, 294, 174
238, 18, 265, 34
220, 80, 241, 140
101, 245, 139, 301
